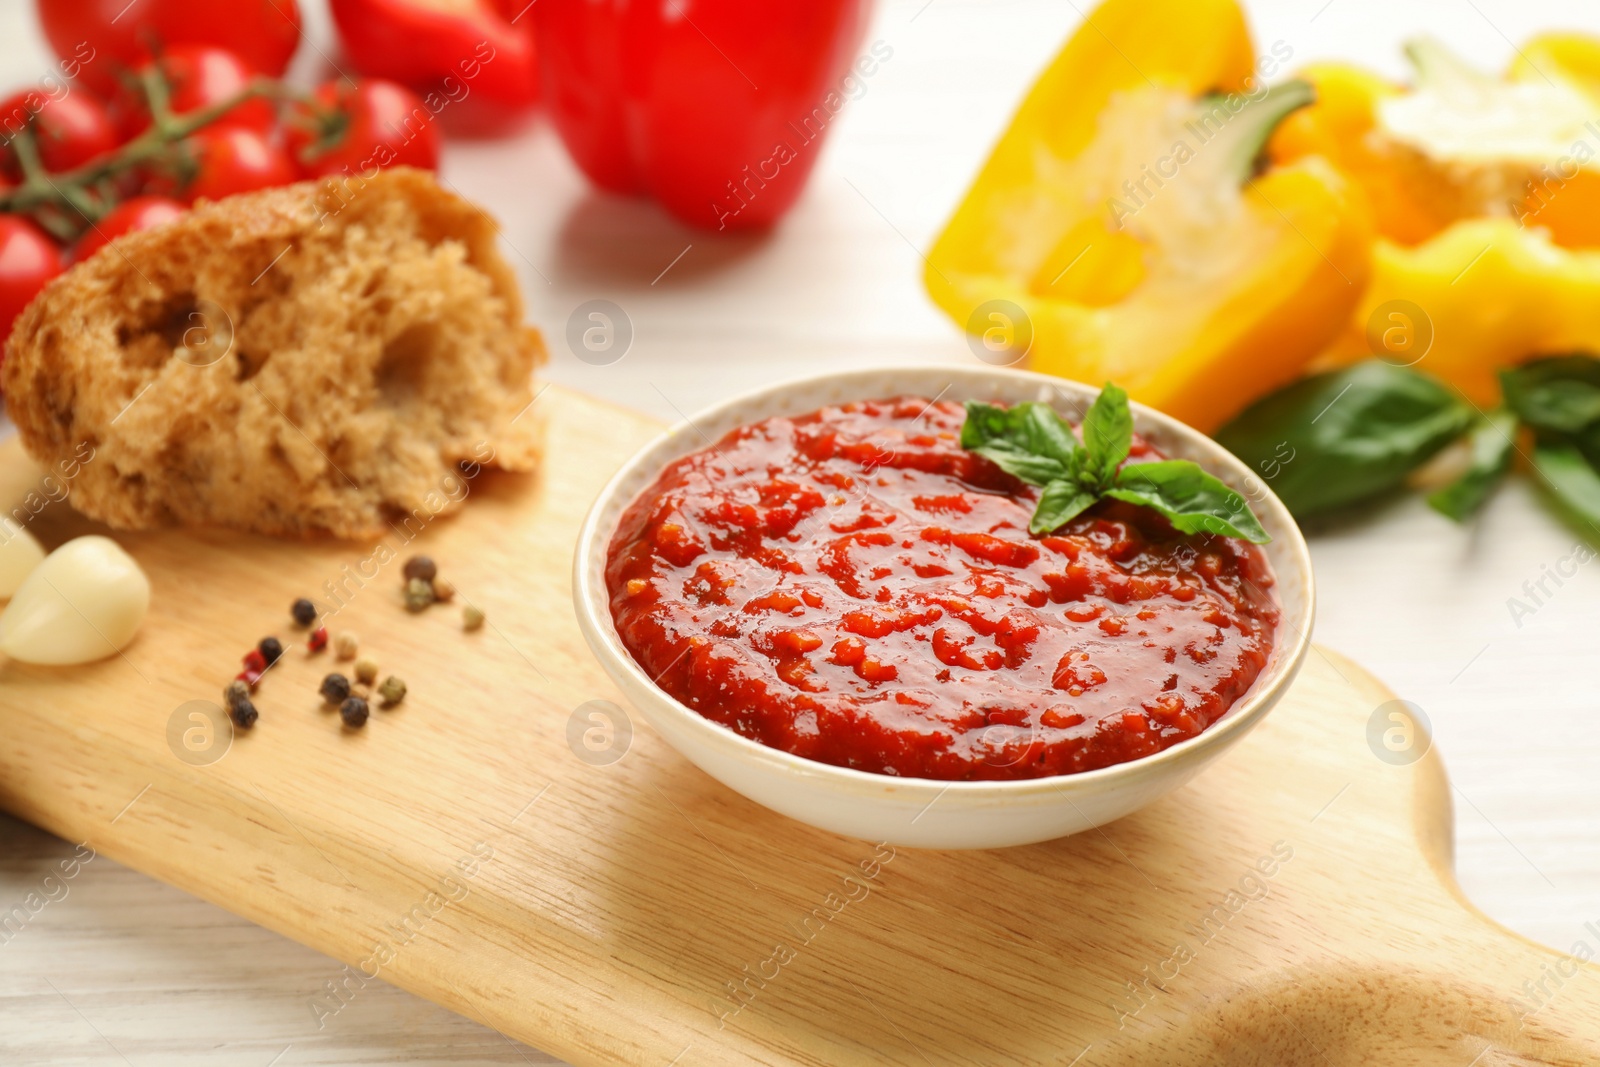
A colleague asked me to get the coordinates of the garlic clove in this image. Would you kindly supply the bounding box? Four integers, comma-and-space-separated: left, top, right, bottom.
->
0, 521, 46, 599
0, 536, 151, 665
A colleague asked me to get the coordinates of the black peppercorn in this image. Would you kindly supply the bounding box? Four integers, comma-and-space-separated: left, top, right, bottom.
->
230, 698, 258, 729
320, 673, 351, 704
291, 598, 317, 627
339, 695, 369, 728
402, 556, 437, 583
259, 636, 284, 667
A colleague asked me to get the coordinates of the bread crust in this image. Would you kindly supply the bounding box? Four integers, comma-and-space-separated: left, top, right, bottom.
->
2, 167, 545, 540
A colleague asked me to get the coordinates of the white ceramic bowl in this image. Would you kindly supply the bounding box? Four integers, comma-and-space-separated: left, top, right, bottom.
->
574, 367, 1313, 849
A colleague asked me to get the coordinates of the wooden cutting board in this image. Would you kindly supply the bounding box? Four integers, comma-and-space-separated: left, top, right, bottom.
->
1, 384, 1597, 1066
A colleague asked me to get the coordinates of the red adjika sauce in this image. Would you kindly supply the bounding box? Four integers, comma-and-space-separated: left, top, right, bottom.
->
606, 397, 1279, 781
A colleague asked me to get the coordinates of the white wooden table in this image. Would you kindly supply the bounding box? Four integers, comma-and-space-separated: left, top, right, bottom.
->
3, 1, 1598, 1062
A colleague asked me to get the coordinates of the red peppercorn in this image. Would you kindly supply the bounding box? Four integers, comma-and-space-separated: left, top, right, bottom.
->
308, 626, 328, 652
243, 648, 267, 673
236, 668, 263, 691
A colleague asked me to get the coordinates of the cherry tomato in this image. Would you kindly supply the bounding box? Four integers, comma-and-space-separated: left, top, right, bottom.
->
112, 45, 277, 141
70, 196, 187, 263
37, 0, 302, 96
287, 80, 439, 178
181, 128, 295, 204
0, 89, 119, 179
0, 215, 64, 352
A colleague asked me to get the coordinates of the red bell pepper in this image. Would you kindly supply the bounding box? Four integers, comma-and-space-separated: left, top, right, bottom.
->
534, 0, 876, 231
329, 0, 539, 126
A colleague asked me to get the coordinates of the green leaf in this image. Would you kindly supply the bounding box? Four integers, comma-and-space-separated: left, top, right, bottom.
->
1080, 382, 1132, 489
966, 442, 1071, 486
1531, 441, 1600, 528
961, 391, 1271, 544
1029, 481, 1099, 535
1214, 362, 1475, 518
961, 401, 1079, 464
1107, 461, 1271, 544
1427, 409, 1517, 522
1500, 356, 1600, 434
961, 401, 1082, 486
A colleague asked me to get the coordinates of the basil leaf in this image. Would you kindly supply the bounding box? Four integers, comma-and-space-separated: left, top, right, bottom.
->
1531, 441, 1600, 527
1500, 356, 1600, 434
1029, 481, 1099, 535
966, 443, 1070, 486
1017, 403, 1082, 467
1081, 382, 1132, 488
1215, 363, 1474, 518
961, 401, 1080, 485
1107, 461, 1270, 543
961, 391, 1271, 544
1427, 409, 1517, 522
961, 401, 1080, 465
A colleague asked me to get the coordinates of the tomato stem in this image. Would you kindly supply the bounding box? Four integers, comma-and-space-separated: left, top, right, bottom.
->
0, 72, 309, 239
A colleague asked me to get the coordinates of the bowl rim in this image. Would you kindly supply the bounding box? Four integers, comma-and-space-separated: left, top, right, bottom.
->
573, 365, 1315, 799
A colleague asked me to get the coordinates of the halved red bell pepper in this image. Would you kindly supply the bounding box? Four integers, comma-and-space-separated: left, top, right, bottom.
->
329, 0, 539, 125
534, 0, 875, 230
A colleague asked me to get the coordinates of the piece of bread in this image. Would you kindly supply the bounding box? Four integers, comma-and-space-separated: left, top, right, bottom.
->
1, 167, 544, 539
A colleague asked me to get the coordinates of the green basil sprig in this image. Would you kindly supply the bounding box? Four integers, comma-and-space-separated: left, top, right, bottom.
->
1427, 409, 1516, 522
961, 384, 1270, 543
1216, 354, 1600, 529
1503, 356, 1600, 524
1215, 362, 1474, 518
1501, 355, 1600, 435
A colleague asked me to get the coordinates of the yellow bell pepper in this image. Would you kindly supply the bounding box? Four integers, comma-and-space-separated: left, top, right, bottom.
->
1275, 36, 1600, 405
922, 0, 1372, 432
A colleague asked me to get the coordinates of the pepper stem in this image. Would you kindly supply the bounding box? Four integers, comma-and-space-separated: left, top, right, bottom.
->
1193, 79, 1317, 188
1404, 36, 1498, 98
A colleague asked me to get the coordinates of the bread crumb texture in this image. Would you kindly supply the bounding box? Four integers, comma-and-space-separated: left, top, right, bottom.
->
1, 167, 545, 539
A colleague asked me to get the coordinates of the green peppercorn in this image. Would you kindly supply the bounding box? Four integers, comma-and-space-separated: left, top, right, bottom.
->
378, 675, 407, 706
258, 636, 284, 667
339, 695, 369, 728
404, 577, 434, 612
224, 679, 251, 711
230, 698, 258, 729
291, 598, 317, 628
320, 673, 350, 704
463, 604, 485, 631
403, 556, 437, 583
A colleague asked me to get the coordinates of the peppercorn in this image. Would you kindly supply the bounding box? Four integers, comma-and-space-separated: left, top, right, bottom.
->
308, 626, 328, 653
403, 556, 437, 583
334, 632, 359, 661
258, 636, 283, 667
230, 697, 258, 729
339, 695, 369, 728
463, 604, 485, 631
236, 668, 263, 691
378, 675, 407, 706
431, 576, 455, 603
404, 577, 434, 612
354, 658, 379, 686
242, 647, 267, 673
320, 673, 351, 704
224, 679, 251, 710
291, 598, 317, 628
